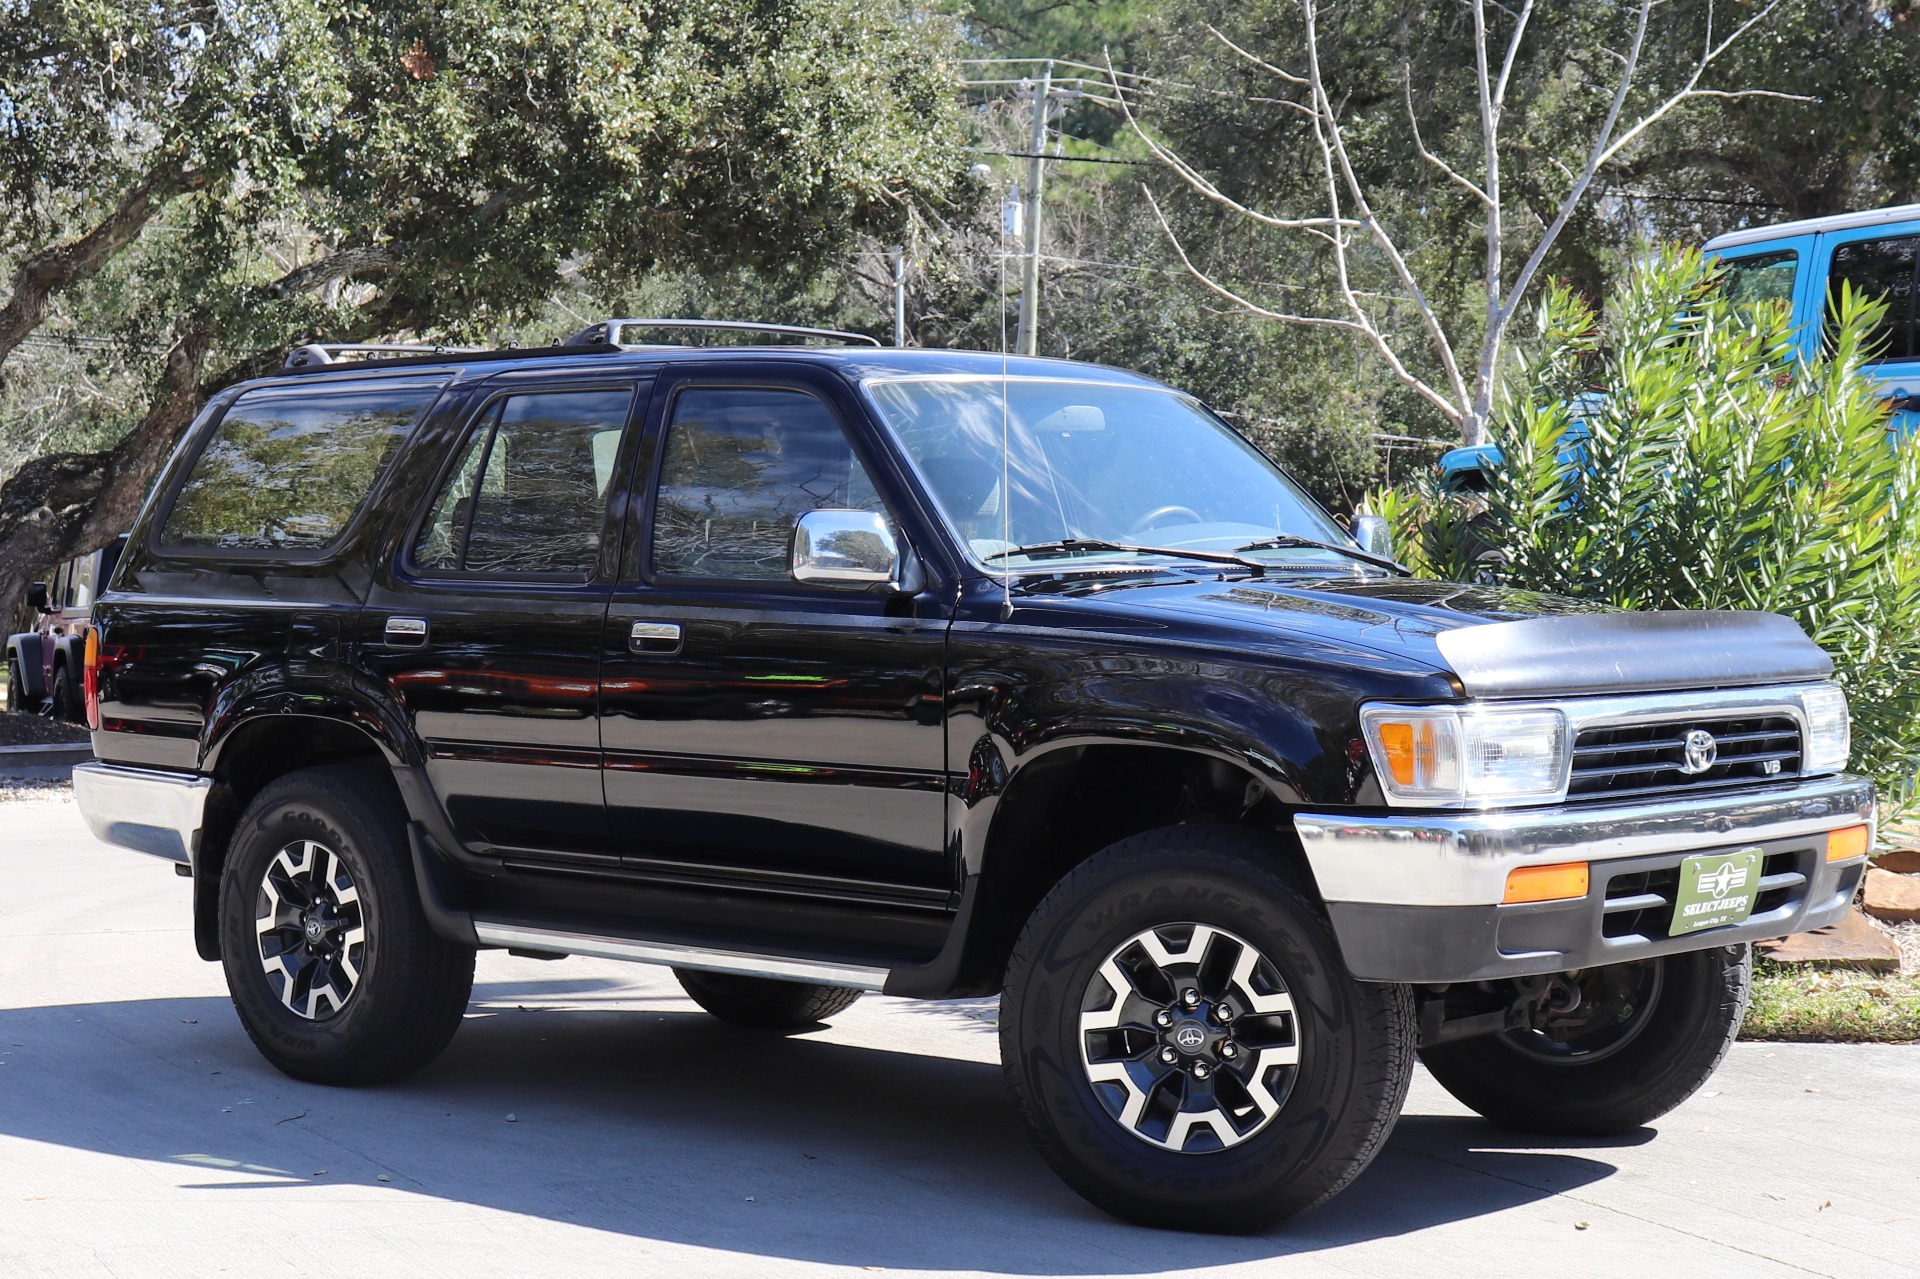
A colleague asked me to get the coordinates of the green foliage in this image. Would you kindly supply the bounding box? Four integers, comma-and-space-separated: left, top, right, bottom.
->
1745, 963, 1920, 1043
1380, 248, 1920, 792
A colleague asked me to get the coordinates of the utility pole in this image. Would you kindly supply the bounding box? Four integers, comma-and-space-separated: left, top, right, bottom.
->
890, 245, 907, 347
1014, 60, 1052, 358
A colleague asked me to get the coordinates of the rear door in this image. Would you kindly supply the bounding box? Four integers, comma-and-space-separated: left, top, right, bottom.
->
360, 374, 649, 859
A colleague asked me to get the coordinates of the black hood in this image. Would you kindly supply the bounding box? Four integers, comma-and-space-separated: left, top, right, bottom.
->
1025, 572, 1831, 698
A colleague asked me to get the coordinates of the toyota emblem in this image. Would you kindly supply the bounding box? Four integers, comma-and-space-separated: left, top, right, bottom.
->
1173, 1023, 1207, 1052
1680, 728, 1719, 775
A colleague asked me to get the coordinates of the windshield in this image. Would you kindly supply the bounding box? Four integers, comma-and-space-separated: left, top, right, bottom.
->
863, 376, 1358, 571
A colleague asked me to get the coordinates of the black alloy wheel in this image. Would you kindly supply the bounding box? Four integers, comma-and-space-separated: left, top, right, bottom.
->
253, 838, 367, 1021
1078, 922, 1303, 1152
220, 762, 475, 1085
1000, 823, 1416, 1233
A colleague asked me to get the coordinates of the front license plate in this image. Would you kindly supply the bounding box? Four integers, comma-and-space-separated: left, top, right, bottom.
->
1670, 849, 1763, 936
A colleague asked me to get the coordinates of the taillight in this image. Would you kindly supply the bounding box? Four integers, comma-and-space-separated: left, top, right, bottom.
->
83, 626, 101, 730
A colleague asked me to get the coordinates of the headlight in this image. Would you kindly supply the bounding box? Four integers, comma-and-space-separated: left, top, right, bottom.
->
1361, 705, 1567, 806
1799, 683, 1850, 774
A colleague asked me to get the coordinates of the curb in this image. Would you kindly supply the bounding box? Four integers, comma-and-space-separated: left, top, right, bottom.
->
0, 742, 94, 767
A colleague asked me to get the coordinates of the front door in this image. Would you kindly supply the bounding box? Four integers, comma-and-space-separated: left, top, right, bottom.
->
362, 378, 647, 858
600, 368, 951, 913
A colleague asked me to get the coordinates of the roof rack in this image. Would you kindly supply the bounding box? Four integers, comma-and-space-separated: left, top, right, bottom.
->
283, 342, 483, 370
561, 319, 884, 349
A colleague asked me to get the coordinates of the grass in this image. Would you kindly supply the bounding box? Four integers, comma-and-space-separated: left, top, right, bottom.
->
1742, 961, 1920, 1043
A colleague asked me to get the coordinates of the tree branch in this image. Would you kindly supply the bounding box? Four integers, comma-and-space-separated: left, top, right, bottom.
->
0, 160, 195, 372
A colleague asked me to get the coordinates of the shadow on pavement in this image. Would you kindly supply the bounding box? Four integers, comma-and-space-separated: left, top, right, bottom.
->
0, 983, 1624, 1272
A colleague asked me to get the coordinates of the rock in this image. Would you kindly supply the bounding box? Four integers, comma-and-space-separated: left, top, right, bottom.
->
1757, 908, 1901, 972
1872, 848, 1920, 875
1862, 869, 1920, 925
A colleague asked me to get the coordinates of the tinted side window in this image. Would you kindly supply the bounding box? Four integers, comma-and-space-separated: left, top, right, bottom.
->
651, 387, 884, 581
1722, 249, 1797, 309
1828, 236, 1919, 360
413, 388, 631, 577
161, 379, 443, 551
66, 554, 95, 609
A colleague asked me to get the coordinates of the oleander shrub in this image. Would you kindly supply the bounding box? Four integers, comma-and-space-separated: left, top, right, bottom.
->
1377, 248, 1920, 797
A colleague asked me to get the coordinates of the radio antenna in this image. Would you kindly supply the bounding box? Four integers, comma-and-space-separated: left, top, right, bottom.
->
999, 184, 1015, 620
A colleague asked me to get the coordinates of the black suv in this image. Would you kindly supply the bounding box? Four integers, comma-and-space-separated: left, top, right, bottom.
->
72, 321, 1873, 1231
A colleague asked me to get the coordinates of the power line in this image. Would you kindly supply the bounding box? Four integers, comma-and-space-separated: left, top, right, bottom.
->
970, 147, 1156, 167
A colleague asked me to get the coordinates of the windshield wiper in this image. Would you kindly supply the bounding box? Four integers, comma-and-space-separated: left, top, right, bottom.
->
983, 538, 1266, 577
1233, 534, 1408, 575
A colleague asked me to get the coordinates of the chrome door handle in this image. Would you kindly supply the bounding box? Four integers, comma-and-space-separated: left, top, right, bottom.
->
384, 616, 429, 647
628, 621, 682, 655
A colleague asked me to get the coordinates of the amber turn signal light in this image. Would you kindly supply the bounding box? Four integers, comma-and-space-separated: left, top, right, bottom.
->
1825, 824, 1871, 862
1503, 861, 1590, 904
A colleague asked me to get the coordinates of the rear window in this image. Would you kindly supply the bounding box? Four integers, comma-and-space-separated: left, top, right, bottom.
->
160, 379, 444, 551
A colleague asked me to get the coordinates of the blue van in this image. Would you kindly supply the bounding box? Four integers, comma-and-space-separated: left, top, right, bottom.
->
1435, 202, 1920, 491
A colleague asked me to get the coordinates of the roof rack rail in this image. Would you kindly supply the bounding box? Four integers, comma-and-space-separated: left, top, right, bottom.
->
283, 342, 483, 370
561, 319, 884, 349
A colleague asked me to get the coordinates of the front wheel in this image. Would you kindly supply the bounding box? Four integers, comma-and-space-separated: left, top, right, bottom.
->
220, 762, 475, 1085
5, 659, 27, 715
1000, 824, 1416, 1233
1419, 946, 1751, 1136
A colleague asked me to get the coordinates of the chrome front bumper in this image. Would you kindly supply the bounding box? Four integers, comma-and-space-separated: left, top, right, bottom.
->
1294, 774, 1875, 982
1295, 773, 1873, 906
71, 761, 211, 864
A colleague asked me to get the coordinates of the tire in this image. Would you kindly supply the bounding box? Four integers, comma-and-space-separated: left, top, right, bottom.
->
50, 664, 78, 722
1419, 945, 1751, 1136
219, 761, 475, 1085
673, 968, 863, 1030
999, 823, 1416, 1233
5, 659, 26, 715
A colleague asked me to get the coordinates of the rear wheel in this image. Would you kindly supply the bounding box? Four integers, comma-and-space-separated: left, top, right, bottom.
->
1000, 824, 1415, 1233
673, 968, 863, 1030
220, 762, 475, 1084
1419, 946, 1751, 1135
49, 665, 78, 722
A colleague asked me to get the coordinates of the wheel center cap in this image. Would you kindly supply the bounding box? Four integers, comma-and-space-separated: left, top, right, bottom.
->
1172, 1021, 1209, 1053
303, 917, 327, 944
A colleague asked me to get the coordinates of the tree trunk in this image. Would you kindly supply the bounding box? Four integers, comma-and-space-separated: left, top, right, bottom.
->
0, 327, 211, 611
0, 244, 397, 612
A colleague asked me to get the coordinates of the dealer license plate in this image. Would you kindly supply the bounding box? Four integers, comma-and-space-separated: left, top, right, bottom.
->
1669, 849, 1763, 936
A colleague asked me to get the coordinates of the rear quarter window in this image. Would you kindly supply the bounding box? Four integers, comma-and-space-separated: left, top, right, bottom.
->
160, 379, 445, 552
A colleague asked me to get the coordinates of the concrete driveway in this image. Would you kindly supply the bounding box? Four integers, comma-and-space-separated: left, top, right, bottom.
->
2, 793, 1916, 1279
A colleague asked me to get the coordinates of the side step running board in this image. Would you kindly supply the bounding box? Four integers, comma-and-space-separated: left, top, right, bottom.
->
472, 921, 889, 991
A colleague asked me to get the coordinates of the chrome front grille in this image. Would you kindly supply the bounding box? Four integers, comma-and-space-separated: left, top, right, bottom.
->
1568, 715, 1802, 802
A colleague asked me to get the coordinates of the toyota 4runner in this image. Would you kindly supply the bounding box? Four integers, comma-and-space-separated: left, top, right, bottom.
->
71, 321, 1873, 1231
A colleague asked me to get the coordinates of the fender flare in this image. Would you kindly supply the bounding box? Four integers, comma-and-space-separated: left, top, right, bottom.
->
883, 728, 1314, 999
51, 633, 86, 683
5, 633, 47, 701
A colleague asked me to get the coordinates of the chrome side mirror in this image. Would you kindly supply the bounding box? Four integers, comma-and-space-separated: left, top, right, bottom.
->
791, 509, 899, 587
1350, 514, 1393, 560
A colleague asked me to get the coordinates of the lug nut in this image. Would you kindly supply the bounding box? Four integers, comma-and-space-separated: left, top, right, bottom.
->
1192, 1062, 1211, 1080
1220, 1041, 1239, 1059
1181, 988, 1200, 1008
1160, 1046, 1179, 1064
1213, 1005, 1234, 1024
1154, 1009, 1174, 1028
